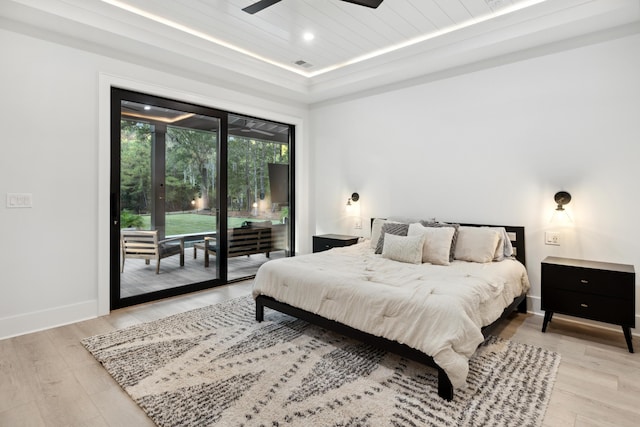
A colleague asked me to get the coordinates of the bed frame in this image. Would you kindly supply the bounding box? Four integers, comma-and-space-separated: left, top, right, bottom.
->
255, 222, 527, 400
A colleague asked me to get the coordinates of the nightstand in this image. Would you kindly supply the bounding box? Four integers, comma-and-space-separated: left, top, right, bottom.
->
312, 234, 359, 253
541, 256, 635, 353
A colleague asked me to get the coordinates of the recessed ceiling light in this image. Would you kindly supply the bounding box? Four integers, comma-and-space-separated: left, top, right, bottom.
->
303, 32, 314, 42
144, 105, 151, 110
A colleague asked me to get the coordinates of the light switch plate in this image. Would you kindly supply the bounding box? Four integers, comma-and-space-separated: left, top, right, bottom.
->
6, 193, 33, 208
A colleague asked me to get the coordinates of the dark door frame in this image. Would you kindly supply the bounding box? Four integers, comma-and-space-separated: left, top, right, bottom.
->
110, 88, 228, 309
109, 87, 295, 310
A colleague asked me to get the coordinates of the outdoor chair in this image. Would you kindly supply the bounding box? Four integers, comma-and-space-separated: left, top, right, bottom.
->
193, 222, 273, 267
121, 230, 184, 274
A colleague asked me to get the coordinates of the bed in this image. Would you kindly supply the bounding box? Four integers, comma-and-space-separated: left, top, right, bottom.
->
252, 220, 529, 400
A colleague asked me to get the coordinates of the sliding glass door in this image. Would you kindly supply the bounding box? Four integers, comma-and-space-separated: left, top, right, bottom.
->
110, 88, 294, 309
111, 89, 226, 308
226, 114, 292, 281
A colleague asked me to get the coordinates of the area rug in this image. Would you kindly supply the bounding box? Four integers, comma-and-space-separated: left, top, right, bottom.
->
82, 296, 560, 427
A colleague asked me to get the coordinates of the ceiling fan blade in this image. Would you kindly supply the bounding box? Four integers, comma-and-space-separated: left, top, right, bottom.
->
340, 0, 383, 8
243, 0, 282, 14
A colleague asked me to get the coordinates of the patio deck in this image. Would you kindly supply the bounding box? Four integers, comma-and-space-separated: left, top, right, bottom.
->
120, 246, 287, 298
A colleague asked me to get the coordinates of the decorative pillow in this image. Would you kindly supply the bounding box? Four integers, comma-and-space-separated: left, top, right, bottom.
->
489, 227, 514, 261
381, 233, 425, 264
387, 215, 422, 224
370, 218, 389, 249
407, 223, 455, 266
504, 232, 514, 257
493, 229, 506, 261
375, 222, 409, 254
419, 218, 437, 225
419, 221, 459, 261
453, 226, 501, 263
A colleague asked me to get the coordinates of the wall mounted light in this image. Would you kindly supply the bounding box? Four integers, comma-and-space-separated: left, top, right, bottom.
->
346, 192, 360, 206
554, 191, 571, 211
551, 190, 573, 225
345, 192, 361, 227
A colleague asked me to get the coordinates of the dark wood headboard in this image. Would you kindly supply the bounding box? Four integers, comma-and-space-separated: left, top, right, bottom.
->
370, 218, 526, 268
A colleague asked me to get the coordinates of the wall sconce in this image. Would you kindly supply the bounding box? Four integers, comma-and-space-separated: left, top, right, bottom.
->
345, 192, 360, 216
551, 191, 572, 224
554, 191, 571, 211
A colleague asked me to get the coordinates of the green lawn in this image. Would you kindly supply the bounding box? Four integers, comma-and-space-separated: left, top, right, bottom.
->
139, 212, 268, 235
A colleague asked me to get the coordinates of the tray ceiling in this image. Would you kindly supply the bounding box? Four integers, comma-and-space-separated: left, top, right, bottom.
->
2, 0, 639, 103
101, 0, 542, 76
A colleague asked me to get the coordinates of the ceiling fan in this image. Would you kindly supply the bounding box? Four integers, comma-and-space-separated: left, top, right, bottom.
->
232, 128, 276, 136
230, 120, 276, 136
243, 0, 383, 15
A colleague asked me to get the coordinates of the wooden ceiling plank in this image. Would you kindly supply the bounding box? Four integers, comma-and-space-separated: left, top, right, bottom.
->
433, 0, 474, 23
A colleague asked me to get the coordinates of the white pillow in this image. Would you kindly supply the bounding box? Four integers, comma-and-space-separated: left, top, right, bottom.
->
381, 233, 425, 264
489, 227, 514, 261
493, 228, 506, 261
503, 232, 514, 257
453, 226, 501, 263
407, 222, 455, 265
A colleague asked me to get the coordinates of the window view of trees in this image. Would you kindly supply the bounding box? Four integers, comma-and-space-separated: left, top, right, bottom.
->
120, 121, 152, 217
166, 127, 217, 212
120, 119, 289, 232
227, 136, 289, 214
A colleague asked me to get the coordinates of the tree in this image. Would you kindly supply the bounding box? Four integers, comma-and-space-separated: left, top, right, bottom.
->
166, 127, 217, 211
119, 119, 290, 217
227, 136, 289, 214
120, 120, 151, 213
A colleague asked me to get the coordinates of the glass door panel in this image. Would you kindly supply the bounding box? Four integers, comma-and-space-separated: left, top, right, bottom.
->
226, 114, 291, 281
113, 89, 224, 307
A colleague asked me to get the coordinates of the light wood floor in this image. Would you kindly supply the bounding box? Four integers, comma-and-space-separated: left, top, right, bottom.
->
1, 284, 638, 426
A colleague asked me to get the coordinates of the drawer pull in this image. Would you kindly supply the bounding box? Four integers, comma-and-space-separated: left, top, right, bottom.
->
580, 279, 589, 284
580, 303, 589, 308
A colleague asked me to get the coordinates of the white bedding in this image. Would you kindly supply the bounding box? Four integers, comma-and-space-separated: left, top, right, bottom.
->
252, 241, 530, 388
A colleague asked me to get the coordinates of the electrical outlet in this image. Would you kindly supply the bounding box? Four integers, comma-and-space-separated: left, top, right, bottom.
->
354, 218, 362, 229
545, 231, 560, 246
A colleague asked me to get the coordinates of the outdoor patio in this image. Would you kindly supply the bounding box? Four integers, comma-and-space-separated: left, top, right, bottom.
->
120, 245, 287, 298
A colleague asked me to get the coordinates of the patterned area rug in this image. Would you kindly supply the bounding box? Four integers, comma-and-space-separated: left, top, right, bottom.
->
82, 296, 560, 427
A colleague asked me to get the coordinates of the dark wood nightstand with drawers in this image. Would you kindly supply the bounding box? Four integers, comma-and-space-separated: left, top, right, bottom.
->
541, 256, 635, 353
312, 234, 359, 253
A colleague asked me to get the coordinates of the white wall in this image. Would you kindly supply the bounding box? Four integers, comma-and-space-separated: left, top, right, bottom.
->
310, 32, 640, 328
0, 28, 310, 339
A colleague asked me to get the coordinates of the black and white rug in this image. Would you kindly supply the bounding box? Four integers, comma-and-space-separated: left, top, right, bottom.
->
82, 296, 560, 426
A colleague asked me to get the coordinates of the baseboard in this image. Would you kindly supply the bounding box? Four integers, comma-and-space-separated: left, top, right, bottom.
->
1, 295, 636, 341
525, 295, 639, 337
0, 300, 98, 340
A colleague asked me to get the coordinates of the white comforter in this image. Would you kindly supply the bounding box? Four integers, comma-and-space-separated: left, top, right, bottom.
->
252, 241, 530, 388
